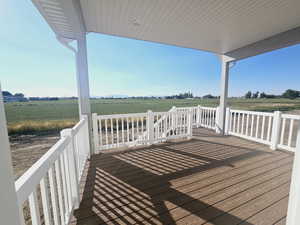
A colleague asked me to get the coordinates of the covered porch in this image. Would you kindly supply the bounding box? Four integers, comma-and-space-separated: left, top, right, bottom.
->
72, 128, 293, 225
2, 1, 300, 225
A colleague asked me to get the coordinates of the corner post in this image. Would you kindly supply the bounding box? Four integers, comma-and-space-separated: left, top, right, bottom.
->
286, 124, 300, 225
76, 35, 94, 155
224, 107, 231, 135
219, 55, 233, 135
188, 108, 193, 138
147, 110, 154, 145
60, 129, 80, 209
0, 83, 24, 225
270, 111, 282, 150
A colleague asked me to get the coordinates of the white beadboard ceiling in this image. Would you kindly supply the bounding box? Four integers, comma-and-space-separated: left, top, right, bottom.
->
32, 0, 300, 58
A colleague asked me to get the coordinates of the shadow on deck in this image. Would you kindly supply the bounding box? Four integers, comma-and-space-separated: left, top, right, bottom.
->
70, 128, 294, 225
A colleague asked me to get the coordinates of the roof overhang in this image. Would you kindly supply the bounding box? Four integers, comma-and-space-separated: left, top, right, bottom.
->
31, 0, 300, 60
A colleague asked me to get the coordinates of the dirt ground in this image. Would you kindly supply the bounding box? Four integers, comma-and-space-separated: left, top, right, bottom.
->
10, 134, 59, 179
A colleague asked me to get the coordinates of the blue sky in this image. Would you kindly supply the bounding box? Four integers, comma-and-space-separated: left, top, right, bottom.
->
0, 1, 300, 98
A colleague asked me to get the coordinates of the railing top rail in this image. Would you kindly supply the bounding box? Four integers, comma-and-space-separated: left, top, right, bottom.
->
281, 113, 300, 120
97, 112, 148, 119
152, 111, 173, 116
72, 117, 87, 135
15, 136, 70, 205
176, 106, 198, 109
230, 109, 273, 116
200, 106, 217, 110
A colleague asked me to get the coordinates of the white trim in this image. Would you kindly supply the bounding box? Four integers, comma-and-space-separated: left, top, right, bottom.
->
0, 83, 24, 225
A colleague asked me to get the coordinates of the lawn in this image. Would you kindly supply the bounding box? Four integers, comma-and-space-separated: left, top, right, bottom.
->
5, 98, 300, 135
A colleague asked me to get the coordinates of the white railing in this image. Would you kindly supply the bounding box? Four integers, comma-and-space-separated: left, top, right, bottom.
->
278, 113, 300, 151
93, 108, 193, 151
15, 116, 90, 225
227, 109, 300, 152
228, 109, 274, 145
92, 112, 148, 150
93, 105, 300, 152
176, 106, 218, 130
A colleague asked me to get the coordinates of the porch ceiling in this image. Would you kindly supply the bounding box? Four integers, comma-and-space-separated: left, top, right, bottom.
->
32, 0, 300, 60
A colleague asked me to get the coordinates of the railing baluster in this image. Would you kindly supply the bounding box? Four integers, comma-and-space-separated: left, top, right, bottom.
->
126, 117, 129, 143
251, 114, 254, 137
59, 155, 69, 215
232, 112, 236, 133
116, 118, 119, 147
55, 160, 65, 225
241, 113, 245, 134
255, 115, 260, 138
48, 167, 60, 225
267, 116, 272, 141
99, 119, 102, 148
246, 113, 249, 136
261, 115, 266, 139
111, 118, 114, 145
237, 113, 240, 133
105, 119, 108, 146
121, 118, 125, 144
29, 191, 41, 225
132, 117, 135, 141
141, 117, 144, 141
63, 150, 72, 213
40, 177, 52, 225
288, 119, 294, 147
137, 117, 140, 137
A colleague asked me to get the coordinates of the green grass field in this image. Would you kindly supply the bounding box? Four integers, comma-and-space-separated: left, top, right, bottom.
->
5, 98, 300, 135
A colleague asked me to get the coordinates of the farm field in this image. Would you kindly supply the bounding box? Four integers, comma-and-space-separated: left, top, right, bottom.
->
5, 97, 300, 135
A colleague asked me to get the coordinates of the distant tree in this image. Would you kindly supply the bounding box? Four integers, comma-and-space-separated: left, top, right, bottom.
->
2, 91, 12, 96
260, 92, 267, 98
203, 94, 216, 99
265, 94, 277, 99
282, 89, 300, 99
245, 91, 252, 99
252, 91, 259, 98
14, 93, 24, 97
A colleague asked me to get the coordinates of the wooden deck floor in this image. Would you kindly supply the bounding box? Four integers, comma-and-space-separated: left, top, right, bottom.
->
70, 128, 294, 225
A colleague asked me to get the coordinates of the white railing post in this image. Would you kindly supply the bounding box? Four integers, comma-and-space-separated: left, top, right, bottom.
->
171, 106, 176, 131
286, 124, 300, 225
92, 113, 99, 152
60, 129, 80, 209
219, 56, 232, 135
147, 110, 154, 145
224, 107, 231, 135
0, 83, 24, 225
270, 111, 282, 150
188, 108, 193, 138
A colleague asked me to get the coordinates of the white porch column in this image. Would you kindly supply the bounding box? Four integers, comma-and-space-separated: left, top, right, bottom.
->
76, 36, 94, 154
0, 83, 23, 225
218, 56, 231, 134
76, 36, 91, 117
286, 125, 300, 225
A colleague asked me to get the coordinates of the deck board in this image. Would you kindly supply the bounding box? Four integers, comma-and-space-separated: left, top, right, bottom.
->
70, 128, 293, 225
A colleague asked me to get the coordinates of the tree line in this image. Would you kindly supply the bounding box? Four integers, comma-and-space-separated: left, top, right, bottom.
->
245, 89, 300, 99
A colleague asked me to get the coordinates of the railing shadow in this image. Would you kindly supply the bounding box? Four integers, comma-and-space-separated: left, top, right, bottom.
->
71, 136, 285, 225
